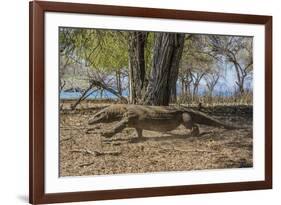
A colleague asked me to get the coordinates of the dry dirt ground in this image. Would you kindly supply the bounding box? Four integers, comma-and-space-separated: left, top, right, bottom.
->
59, 101, 253, 177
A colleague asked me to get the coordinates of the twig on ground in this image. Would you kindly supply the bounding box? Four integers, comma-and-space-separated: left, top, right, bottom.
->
86, 126, 103, 134
61, 126, 92, 130
156, 144, 213, 153
70, 149, 121, 157
79, 162, 95, 167
60, 137, 73, 142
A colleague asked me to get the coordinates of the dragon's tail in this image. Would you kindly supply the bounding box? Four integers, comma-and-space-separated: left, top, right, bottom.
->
185, 109, 241, 129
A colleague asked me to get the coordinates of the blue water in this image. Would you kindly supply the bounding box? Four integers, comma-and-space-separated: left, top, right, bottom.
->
60, 90, 129, 100
60, 87, 240, 100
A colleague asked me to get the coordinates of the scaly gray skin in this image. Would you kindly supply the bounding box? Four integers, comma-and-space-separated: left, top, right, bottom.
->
87, 104, 240, 138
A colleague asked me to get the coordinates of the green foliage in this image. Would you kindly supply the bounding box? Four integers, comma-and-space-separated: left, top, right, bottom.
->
59, 28, 129, 73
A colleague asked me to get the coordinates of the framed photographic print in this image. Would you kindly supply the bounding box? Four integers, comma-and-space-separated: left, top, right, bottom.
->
29, 1, 272, 204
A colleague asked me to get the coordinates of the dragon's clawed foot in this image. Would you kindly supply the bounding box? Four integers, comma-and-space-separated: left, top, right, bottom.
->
102, 131, 115, 138
86, 125, 102, 134
190, 124, 200, 137
86, 128, 94, 134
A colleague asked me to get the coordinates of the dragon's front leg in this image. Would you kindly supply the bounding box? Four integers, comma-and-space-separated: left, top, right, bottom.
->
102, 118, 128, 138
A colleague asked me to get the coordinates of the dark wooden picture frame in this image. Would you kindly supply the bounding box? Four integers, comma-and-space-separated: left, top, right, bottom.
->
29, 1, 272, 204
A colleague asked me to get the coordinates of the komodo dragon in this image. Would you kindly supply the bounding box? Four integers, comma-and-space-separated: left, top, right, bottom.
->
87, 104, 240, 138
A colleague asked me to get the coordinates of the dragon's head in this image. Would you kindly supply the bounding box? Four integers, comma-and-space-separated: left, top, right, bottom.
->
88, 105, 126, 125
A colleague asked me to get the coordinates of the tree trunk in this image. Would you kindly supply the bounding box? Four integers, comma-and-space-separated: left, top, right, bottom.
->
233, 62, 246, 95
115, 70, 122, 95
181, 78, 185, 95
170, 84, 177, 103
236, 81, 245, 95
143, 33, 185, 106
128, 32, 147, 104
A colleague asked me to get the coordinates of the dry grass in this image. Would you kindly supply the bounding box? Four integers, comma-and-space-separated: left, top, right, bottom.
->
177, 91, 253, 106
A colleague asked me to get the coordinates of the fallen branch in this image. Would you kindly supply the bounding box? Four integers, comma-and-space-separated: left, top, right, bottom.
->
70, 81, 99, 110
61, 127, 91, 130
90, 79, 128, 103
153, 144, 214, 154
79, 162, 95, 167
70, 149, 97, 155
60, 137, 73, 142
70, 149, 121, 157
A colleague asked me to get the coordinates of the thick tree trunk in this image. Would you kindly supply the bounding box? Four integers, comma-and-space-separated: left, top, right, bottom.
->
128, 32, 147, 104
144, 33, 185, 106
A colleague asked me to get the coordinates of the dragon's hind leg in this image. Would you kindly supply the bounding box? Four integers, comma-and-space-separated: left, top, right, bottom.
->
135, 128, 143, 138
182, 123, 200, 136
181, 113, 200, 136
190, 124, 200, 136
